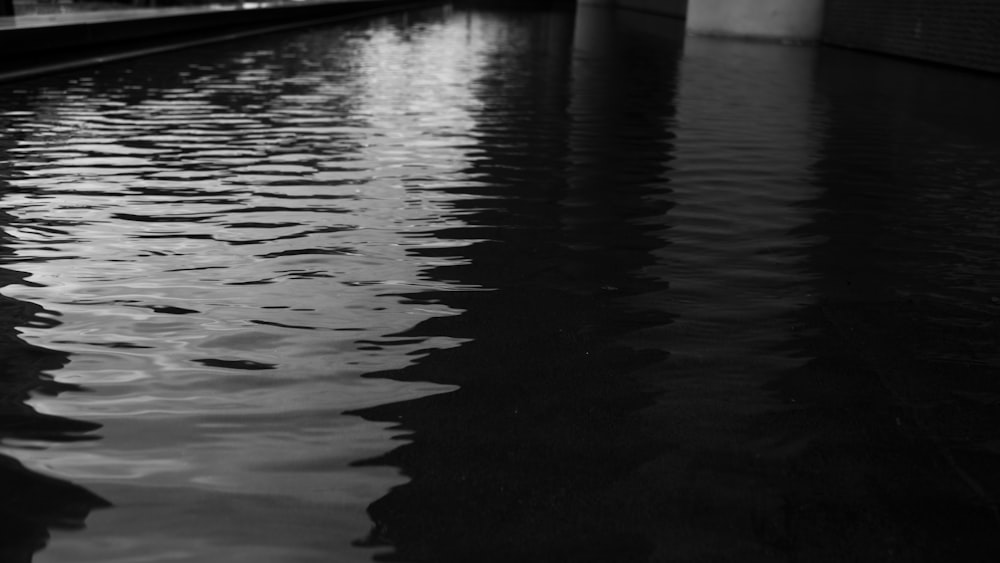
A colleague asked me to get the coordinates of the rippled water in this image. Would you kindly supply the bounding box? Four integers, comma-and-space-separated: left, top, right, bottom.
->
2, 3, 1000, 562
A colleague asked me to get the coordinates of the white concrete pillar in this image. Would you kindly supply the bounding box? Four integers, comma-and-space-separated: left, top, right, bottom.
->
687, 0, 824, 42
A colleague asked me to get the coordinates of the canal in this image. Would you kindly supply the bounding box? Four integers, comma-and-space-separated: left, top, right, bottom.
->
2, 2, 1000, 561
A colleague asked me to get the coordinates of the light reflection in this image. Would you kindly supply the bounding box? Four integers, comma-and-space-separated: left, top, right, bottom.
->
0, 6, 488, 561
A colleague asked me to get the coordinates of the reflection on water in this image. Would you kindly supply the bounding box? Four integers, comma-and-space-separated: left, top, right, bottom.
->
0, 137, 111, 561
0, 7, 477, 561
349, 7, 676, 561
0, 2, 1000, 562
0, 215, 110, 560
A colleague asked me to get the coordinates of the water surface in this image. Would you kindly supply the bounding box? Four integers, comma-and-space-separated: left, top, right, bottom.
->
1, 3, 1000, 562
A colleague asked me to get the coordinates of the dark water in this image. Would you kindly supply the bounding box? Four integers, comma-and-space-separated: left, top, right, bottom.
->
1, 3, 1000, 562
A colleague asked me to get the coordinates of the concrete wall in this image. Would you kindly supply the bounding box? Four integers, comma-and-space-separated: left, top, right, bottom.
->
596, 0, 1000, 75
823, 0, 1000, 74
687, 0, 824, 41
617, 0, 687, 18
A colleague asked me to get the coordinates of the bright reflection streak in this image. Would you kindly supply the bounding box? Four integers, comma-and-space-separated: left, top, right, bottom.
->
0, 8, 502, 562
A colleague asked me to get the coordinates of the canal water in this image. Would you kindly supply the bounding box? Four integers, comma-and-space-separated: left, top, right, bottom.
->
2, 2, 1000, 562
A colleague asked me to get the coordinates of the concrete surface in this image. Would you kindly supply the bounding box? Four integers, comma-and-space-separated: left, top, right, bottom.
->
687, 0, 824, 41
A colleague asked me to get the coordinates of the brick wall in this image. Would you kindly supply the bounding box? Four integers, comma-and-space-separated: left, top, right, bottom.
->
823, 0, 1000, 74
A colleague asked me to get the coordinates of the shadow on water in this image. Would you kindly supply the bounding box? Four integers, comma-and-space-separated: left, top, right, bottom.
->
756, 48, 1000, 560
348, 5, 679, 562
351, 6, 1000, 563
0, 144, 110, 560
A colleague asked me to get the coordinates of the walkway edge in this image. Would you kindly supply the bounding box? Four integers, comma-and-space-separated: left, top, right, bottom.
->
0, 0, 441, 84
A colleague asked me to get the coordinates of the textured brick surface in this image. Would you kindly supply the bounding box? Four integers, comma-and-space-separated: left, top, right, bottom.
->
823, 0, 1000, 73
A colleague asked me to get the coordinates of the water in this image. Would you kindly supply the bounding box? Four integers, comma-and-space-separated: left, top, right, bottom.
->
1, 3, 1000, 562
